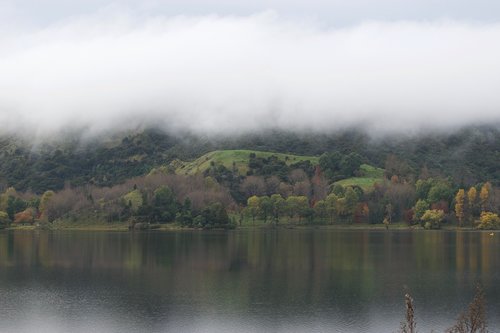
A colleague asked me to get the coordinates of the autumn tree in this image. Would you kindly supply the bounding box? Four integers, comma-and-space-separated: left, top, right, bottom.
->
467, 187, 478, 219
14, 208, 35, 225
455, 189, 466, 227
421, 209, 445, 229
413, 199, 429, 225
476, 212, 500, 230
479, 182, 492, 212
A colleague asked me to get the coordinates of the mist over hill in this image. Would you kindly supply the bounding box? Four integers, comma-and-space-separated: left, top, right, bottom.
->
0, 125, 498, 194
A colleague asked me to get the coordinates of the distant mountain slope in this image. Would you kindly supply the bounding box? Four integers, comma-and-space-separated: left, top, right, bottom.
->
0, 125, 498, 193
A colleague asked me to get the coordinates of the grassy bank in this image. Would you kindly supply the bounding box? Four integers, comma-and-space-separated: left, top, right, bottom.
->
3, 215, 488, 232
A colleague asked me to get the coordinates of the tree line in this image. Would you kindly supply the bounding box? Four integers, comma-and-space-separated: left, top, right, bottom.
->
0, 151, 498, 230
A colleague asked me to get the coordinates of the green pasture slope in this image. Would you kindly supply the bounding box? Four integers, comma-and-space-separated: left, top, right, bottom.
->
175, 150, 320, 176
334, 164, 385, 192
174, 150, 385, 192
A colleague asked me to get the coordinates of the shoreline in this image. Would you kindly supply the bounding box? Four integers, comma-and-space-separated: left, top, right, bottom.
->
1, 223, 492, 232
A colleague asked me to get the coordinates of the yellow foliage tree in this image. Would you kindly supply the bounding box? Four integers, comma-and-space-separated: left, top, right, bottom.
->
123, 190, 143, 212
421, 209, 445, 229
247, 195, 260, 223
467, 187, 477, 218
479, 182, 492, 212
455, 189, 465, 227
476, 211, 500, 230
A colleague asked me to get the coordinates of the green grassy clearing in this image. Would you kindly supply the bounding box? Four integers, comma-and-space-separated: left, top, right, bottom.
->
334, 164, 385, 192
174, 149, 320, 176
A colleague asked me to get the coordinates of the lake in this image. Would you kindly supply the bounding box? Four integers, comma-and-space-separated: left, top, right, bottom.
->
0, 229, 498, 332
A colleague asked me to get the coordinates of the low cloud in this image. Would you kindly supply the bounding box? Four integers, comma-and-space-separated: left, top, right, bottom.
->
1, 11, 500, 138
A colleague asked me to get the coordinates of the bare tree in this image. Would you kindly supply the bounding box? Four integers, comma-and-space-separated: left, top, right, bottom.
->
240, 176, 266, 197
399, 293, 416, 333
447, 286, 487, 333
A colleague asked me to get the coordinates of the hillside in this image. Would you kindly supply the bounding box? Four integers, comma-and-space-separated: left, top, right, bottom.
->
334, 164, 385, 192
0, 126, 498, 194
174, 150, 320, 176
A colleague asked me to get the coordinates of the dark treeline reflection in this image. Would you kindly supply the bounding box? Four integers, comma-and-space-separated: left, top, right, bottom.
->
0, 230, 499, 332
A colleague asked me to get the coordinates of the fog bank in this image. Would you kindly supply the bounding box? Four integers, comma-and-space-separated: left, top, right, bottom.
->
1, 12, 500, 137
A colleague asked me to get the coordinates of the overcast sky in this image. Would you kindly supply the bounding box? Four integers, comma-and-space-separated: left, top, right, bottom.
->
1, 0, 500, 137
3, 0, 500, 27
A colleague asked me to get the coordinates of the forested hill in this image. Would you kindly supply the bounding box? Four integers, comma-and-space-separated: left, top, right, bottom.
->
0, 126, 498, 193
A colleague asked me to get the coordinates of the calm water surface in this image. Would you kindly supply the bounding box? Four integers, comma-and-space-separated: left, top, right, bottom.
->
0, 229, 499, 333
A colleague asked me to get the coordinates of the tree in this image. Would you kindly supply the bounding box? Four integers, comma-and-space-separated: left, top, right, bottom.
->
14, 208, 35, 225
447, 286, 487, 333
39, 190, 55, 222
467, 187, 478, 219
415, 178, 434, 200
325, 193, 338, 223
295, 196, 310, 222
427, 181, 453, 204
6, 196, 27, 221
421, 209, 444, 229
135, 185, 177, 223
265, 176, 281, 195
177, 197, 193, 227
476, 212, 500, 230
319, 152, 342, 180
413, 199, 429, 225
479, 182, 492, 212
270, 194, 286, 224
241, 176, 266, 197
344, 187, 359, 222
399, 294, 416, 333
247, 195, 260, 224
123, 189, 143, 213
311, 166, 328, 202
200, 202, 231, 228
314, 200, 327, 220
259, 196, 273, 223
339, 152, 363, 177
285, 196, 309, 222
455, 189, 466, 227
0, 211, 10, 228
385, 203, 393, 224
385, 154, 414, 182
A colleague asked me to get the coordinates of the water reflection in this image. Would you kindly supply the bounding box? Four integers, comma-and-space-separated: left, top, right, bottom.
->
0, 229, 498, 332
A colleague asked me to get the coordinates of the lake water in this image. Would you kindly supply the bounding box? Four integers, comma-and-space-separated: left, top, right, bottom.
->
0, 229, 498, 333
